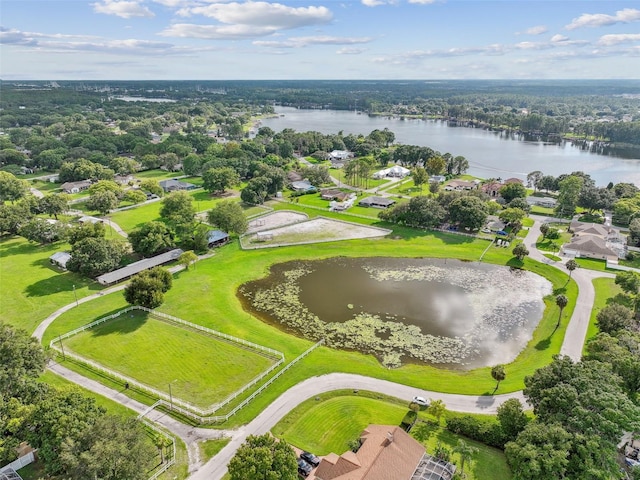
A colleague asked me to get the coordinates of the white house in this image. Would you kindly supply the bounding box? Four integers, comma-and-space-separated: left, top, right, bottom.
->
373, 165, 411, 179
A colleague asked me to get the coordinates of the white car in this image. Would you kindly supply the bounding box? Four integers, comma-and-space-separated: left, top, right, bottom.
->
412, 396, 429, 406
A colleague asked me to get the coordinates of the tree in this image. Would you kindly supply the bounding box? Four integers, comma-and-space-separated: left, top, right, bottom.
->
539, 223, 549, 239
203, 167, 241, 195
412, 167, 429, 192
241, 177, 270, 204
452, 439, 478, 476
615, 270, 640, 295
505, 421, 572, 480
0, 171, 29, 203
429, 180, 440, 195
425, 156, 445, 176
178, 250, 198, 270
555, 294, 568, 328
87, 190, 119, 215
39, 194, 69, 220
512, 243, 529, 261
67, 237, 125, 277
28, 387, 106, 476
448, 195, 488, 230
124, 189, 147, 205
454, 155, 469, 175
499, 207, 526, 225
207, 200, 247, 235
426, 399, 446, 425
59, 416, 156, 480
0, 323, 46, 401
66, 221, 105, 245
491, 364, 506, 394
140, 179, 163, 197
19, 217, 66, 244
160, 191, 196, 236
228, 434, 298, 480
124, 267, 173, 309
555, 175, 583, 216
129, 221, 176, 257
87, 180, 123, 198
595, 303, 634, 334
527, 171, 544, 192
497, 398, 528, 442
565, 259, 578, 278
499, 183, 527, 203
0, 202, 32, 235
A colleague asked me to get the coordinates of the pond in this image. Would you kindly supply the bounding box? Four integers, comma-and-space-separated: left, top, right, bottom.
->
239, 257, 552, 370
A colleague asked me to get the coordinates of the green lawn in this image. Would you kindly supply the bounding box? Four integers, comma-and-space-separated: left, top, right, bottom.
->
272, 391, 511, 480
200, 438, 231, 464
383, 178, 432, 197
0, 236, 104, 333
574, 257, 613, 272
328, 168, 390, 190
62, 311, 278, 407
585, 278, 628, 349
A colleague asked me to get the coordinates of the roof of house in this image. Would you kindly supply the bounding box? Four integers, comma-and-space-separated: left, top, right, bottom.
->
570, 221, 609, 237
313, 425, 425, 480
61, 180, 91, 190
158, 179, 196, 190
503, 177, 524, 184
207, 230, 229, 243
359, 196, 395, 207
287, 171, 304, 182
96, 248, 183, 285
564, 234, 617, 258
50, 251, 72, 266
291, 180, 315, 191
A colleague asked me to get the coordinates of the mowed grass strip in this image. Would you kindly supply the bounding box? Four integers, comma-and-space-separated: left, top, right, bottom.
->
273, 395, 406, 455
63, 312, 277, 407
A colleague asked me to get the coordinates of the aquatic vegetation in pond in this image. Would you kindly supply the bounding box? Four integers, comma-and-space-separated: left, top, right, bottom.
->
240, 258, 552, 369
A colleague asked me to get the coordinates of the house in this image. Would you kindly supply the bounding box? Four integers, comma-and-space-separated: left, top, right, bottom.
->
503, 177, 524, 185
158, 179, 197, 193
485, 215, 506, 232
429, 175, 446, 183
482, 181, 502, 197
329, 150, 352, 161
373, 165, 411, 179
291, 180, 317, 193
114, 174, 134, 185
61, 180, 92, 194
49, 251, 72, 270
526, 196, 557, 208
444, 179, 479, 191
562, 221, 622, 261
206, 230, 230, 248
312, 425, 455, 480
329, 193, 356, 212
359, 196, 396, 209
321, 189, 351, 202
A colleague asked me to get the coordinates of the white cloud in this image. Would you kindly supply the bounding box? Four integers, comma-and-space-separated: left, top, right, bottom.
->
253, 35, 372, 48
160, 23, 277, 38
361, 0, 396, 7
515, 41, 552, 50
598, 33, 640, 46
522, 25, 548, 35
565, 8, 640, 30
408, 0, 437, 4
181, 2, 332, 29
92, 0, 155, 18
337, 47, 365, 54
550, 34, 569, 43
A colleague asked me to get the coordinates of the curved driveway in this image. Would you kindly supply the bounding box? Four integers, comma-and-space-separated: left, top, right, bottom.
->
33, 216, 613, 479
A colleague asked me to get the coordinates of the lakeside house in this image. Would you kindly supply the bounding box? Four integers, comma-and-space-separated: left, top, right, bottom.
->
373, 165, 411, 179
562, 221, 622, 261
444, 179, 479, 191
526, 196, 557, 208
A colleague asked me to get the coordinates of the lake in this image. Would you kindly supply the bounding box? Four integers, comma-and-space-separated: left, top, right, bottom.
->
240, 257, 552, 369
262, 107, 640, 186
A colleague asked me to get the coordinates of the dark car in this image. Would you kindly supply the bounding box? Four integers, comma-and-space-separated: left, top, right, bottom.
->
300, 451, 320, 467
298, 458, 313, 477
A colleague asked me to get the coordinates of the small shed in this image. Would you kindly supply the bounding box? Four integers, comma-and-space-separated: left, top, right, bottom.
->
50, 251, 72, 270
207, 230, 230, 248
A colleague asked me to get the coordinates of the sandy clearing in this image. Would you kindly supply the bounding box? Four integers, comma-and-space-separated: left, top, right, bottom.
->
246, 210, 308, 234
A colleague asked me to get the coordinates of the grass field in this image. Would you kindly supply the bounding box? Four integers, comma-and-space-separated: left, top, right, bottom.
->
584, 277, 628, 350
272, 391, 511, 480
63, 311, 278, 407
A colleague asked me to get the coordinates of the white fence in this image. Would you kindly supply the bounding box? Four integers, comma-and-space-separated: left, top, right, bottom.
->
50, 306, 285, 419
140, 419, 176, 480
0, 453, 34, 474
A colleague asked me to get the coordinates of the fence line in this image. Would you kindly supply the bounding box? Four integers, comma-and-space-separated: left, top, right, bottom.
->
140, 418, 176, 480
0, 452, 34, 473
50, 306, 285, 417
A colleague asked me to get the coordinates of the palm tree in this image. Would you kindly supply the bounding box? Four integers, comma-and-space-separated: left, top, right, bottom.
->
565, 259, 578, 278
491, 364, 506, 394
453, 439, 478, 476
556, 294, 568, 328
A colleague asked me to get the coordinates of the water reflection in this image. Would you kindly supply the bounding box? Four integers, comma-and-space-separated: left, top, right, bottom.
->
240, 257, 552, 370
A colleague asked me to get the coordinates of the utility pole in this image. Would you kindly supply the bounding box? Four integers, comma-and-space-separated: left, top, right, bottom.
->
58, 335, 66, 360
72, 284, 79, 307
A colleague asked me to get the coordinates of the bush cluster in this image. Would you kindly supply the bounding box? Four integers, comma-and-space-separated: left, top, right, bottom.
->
446, 415, 506, 449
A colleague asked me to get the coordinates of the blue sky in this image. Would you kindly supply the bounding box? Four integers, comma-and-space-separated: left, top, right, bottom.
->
1, 0, 639, 79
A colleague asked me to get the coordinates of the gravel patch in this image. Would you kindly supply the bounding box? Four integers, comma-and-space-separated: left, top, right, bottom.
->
241, 216, 391, 249
246, 211, 308, 234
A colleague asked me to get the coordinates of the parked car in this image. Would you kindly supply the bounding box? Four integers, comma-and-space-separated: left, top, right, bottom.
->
496, 230, 508, 236
300, 451, 320, 467
298, 458, 313, 477
412, 396, 429, 407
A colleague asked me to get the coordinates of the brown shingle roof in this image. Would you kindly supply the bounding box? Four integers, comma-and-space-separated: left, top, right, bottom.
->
314, 425, 425, 480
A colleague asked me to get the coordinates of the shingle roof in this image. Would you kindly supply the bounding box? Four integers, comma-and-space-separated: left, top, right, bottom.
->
96, 248, 183, 284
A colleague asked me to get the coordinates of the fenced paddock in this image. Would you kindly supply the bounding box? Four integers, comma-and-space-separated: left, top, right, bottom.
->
51, 306, 284, 416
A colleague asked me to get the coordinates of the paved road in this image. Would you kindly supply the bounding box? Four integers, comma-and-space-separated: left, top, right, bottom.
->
189, 373, 527, 480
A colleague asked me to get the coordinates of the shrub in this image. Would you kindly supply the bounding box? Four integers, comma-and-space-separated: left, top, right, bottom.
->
446, 415, 506, 449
